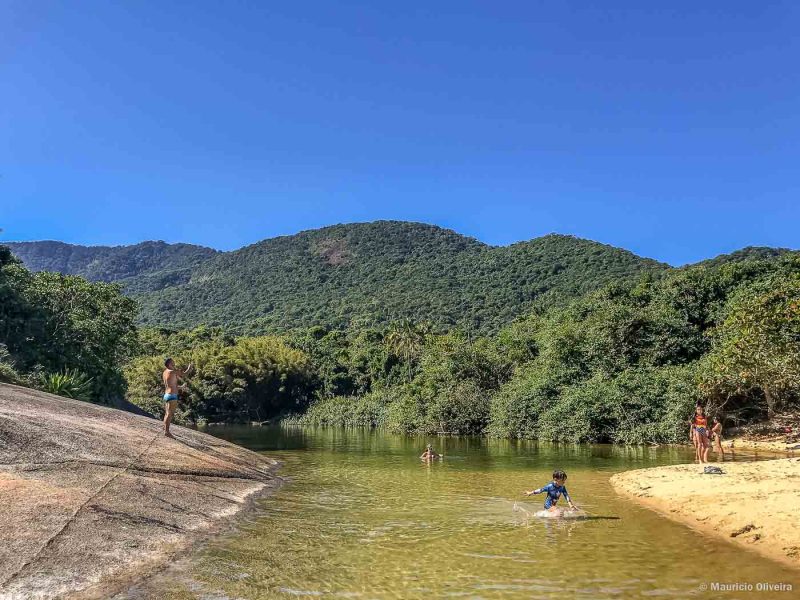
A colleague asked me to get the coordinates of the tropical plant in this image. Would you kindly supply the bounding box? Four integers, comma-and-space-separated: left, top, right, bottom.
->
385, 319, 430, 381
38, 369, 94, 401
125, 336, 317, 423
0, 344, 20, 384
0, 249, 138, 402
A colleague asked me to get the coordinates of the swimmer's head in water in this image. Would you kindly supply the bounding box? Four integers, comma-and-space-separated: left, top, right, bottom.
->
552, 469, 567, 484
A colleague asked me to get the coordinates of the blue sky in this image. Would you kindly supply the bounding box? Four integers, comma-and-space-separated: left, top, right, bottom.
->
1, 1, 798, 265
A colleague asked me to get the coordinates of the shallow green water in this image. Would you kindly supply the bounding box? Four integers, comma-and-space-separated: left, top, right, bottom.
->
139, 427, 797, 599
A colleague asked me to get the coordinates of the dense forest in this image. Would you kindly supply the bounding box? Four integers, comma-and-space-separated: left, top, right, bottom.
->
282, 254, 800, 443
6, 240, 219, 294
0, 246, 138, 402
3, 222, 799, 445
9, 222, 667, 334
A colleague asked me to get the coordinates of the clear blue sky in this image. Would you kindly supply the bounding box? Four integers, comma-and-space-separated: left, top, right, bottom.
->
1, 1, 798, 265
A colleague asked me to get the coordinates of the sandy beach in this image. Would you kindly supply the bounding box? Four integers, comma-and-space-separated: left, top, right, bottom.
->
611, 457, 800, 570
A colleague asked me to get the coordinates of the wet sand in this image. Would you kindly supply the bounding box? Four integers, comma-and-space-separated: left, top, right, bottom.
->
611, 457, 800, 570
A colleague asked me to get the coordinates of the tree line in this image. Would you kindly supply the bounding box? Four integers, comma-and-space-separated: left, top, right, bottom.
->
2, 241, 798, 444
284, 254, 800, 443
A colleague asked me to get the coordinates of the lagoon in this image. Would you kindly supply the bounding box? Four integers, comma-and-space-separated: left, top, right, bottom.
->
135, 427, 798, 599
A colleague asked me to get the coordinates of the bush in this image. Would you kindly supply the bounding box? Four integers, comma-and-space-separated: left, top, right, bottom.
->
0, 345, 20, 384
487, 365, 567, 439
420, 380, 490, 435
0, 258, 138, 403
701, 274, 800, 418
37, 369, 94, 401
493, 365, 700, 444
125, 336, 317, 423
293, 390, 393, 428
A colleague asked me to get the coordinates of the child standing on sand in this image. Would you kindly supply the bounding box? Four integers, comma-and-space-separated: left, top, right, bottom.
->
690, 405, 710, 463
524, 470, 577, 512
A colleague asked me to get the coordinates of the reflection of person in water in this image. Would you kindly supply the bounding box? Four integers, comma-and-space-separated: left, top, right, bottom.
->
420, 444, 441, 460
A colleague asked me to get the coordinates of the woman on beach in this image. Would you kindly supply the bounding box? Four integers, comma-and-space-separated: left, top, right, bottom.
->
691, 405, 710, 463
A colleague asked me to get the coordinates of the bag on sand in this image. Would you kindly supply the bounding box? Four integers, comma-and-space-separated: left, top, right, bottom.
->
703, 466, 724, 475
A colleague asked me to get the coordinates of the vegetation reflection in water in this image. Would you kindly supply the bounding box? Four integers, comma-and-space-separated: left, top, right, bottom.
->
151, 427, 797, 599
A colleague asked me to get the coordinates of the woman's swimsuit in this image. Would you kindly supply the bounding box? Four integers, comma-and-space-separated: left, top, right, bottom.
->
693, 415, 708, 438
536, 482, 571, 509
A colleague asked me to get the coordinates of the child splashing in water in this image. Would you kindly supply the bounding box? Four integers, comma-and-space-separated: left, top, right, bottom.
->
525, 470, 578, 515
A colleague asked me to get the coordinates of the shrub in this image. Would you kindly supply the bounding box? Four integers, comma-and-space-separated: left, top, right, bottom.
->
0, 344, 20, 384
37, 369, 94, 401
125, 336, 316, 423
293, 390, 393, 428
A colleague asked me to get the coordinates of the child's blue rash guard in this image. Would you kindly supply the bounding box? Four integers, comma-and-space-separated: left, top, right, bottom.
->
536, 482, 570, 509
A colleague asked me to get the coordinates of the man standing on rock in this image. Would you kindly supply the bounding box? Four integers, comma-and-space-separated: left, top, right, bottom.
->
162, 358, 192, 438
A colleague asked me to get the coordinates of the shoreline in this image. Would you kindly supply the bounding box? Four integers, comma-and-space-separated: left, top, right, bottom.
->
80, 474, 284, 600
610, 456, 800, 571
0, 384, 283, 600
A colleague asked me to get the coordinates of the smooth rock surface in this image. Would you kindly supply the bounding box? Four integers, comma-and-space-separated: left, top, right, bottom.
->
0, 383, 280, 600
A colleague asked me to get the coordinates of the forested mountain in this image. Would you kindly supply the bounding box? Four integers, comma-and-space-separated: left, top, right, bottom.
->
4, 240, 218, 292
691, 246, 792, 268
4, 224, 798, 439
8, 221, 667, 333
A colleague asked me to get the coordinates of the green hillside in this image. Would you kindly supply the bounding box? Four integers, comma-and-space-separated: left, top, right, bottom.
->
4, 240, 218, 292
7, 222, 667, 334
691, 246, 792, 268
133, 222, 667, 333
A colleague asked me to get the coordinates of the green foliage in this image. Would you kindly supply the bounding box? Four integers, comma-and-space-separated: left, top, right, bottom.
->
702, 274, 800, 417
295, 330, 507, 435
135, 325, 235, 357
8, 231, 800, 445
385, 320, 431, 382
487, 364, 568, 439
125, 336, 317, 423
5, 240, 217, 291
0, 344, 21, 384
486, 256, 800, 441
539, 367, 700, 444
19, 271, 139, 401
37, 369, 94, 401
290, 252, 800, 443
291, 389, 394, 428
693, 246, 792, 268
11, 222, 667, 335
285, 326, 400, 397
0, 250, 138, 402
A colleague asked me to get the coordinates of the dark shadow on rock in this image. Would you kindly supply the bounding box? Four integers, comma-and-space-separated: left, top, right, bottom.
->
88, 504, 185, 533
110, 397, 156, 419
